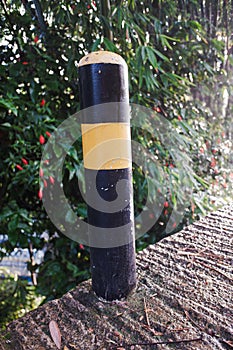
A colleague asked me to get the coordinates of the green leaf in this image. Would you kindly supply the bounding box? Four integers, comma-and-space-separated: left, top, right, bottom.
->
77, 205, 87, 218
189, 20, 202, 30
7, 234, 18, 248
53, 144, 63, 158
91, 38, 101, 52
0, 98, 18, 116
152, 48, 169, 62
0, 122, 11, 128
141, 46, 146, 64
146, 47, 158, 69
103, 38, 118, 52
65, 210, 77, 224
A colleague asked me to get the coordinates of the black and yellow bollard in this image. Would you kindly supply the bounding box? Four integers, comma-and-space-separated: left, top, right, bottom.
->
79, 51, 136, 301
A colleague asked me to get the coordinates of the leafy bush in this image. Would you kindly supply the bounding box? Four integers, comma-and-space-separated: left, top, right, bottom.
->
0, 268, 42, 329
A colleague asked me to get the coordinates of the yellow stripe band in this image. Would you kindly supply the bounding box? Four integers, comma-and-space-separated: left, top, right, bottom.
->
81, 123, 131, 170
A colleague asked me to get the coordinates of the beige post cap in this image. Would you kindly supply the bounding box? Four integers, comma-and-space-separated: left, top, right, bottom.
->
78, 51, 127, 67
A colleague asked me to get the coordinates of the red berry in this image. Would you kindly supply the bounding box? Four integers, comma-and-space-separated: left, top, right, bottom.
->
153, 106, 161, 112
39, 168, 44, 177
164, 201, 169, 208
21, 158, 28, 165
39, 135, 45, 144
40, 99, 46, 107
45, 131, 51, 137
164, 209, 168, 215
49, 176, 55, 185
199, 147, 204, 154
34, 36, 39, 43
16, 164, 23, 171
43, 179, 48, 188
22, 61, 28, 65
87, 4, 91, 9
38, 188, 43, 200
210, 157, 216, 168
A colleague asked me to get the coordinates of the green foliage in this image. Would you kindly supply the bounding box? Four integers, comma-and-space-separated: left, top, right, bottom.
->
0, 0, 232, 327
0, 268, 42, 330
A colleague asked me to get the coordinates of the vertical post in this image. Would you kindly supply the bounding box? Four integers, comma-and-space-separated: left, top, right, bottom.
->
78, 51, 136, 301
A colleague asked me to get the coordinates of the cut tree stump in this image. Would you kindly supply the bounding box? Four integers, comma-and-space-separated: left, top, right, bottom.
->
1, 205, 233, 350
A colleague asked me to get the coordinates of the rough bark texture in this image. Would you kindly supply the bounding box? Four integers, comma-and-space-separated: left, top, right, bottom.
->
1, 205, 233, 350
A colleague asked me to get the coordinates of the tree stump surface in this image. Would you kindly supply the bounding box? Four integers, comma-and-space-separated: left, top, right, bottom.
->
1, 205, 233, 350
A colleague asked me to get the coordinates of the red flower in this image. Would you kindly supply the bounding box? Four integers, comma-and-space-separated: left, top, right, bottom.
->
43, 179, 48, 188
164, 201, 169, 208
38, 188, 43, 200
39, 135, 45, 144
40, 99, 46, 107
212, 149, 217, 154
164, 209, 168, 216
39, 168, 44, 177
87, 4, 91, 9
79, 244, 84, 250
16, 164, 23, 171
45, 131, 51, 137
22, 61, 28, 65
49, 176, 55, 185
44, 159, 49, 165
34, 36, 39, 43
21, 158, 28, 165
178, 115, 182, 121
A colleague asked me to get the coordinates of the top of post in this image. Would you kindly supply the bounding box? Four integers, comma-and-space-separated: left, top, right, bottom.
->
78, 51, 127, 67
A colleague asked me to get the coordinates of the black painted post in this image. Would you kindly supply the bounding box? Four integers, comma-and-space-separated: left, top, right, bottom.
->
79, 51, 136, 301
